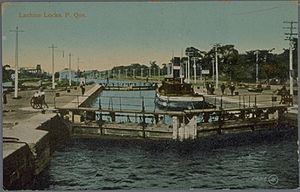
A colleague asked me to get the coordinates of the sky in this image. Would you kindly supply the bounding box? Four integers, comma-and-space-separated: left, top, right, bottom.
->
1, 1, 298, 73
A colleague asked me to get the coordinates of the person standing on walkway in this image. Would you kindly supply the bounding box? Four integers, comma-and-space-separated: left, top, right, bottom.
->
221, 83, 226, 95
80, 81, 85, 96
39, 87, 48, 108
229, 83, 235, 96
278, 85, 288, 104
210, 83, 215, 95
3, 89, 7, 104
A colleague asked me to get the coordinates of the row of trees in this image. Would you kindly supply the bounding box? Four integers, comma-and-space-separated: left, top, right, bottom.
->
111, 61, 165, 78
110, 38, 297, 83
183, 38, 297, 83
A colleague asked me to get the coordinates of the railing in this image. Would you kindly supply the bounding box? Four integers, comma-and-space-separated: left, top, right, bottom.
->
94, 95, 156, 112
54, 92, 292, 112
205, 93, 293, 109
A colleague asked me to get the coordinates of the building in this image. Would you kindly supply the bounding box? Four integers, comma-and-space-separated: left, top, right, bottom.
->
58, 68, 77, 81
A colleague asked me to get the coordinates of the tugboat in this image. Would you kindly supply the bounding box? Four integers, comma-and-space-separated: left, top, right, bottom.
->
154, 57, 215, 110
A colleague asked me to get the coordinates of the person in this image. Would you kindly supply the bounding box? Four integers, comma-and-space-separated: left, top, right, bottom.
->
205, 82, 209, 94
229, 82, 235, 96
210, 83, 215, 95
38, 87, 49, 108
206, 82, 211, 94
279, 85, 288, 104
80, 81, 85, 96
3, 89, 7, 104
221, 83, 226, 95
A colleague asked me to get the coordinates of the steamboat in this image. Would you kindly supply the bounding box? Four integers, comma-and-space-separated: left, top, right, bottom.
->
154, 57, 215, 110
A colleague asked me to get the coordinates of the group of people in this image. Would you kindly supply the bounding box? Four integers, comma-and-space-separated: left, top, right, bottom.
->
33, 87, 49, 108
221, 83, 236, 96
30, 81, 86, 109
206, 82, 236, 96
276, 85, 290, 104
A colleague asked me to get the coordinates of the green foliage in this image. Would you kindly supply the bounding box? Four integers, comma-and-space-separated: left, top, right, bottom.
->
2, 65, 14, 82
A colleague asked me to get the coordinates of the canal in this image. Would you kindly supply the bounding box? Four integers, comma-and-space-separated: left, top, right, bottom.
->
37, 80, 298, 190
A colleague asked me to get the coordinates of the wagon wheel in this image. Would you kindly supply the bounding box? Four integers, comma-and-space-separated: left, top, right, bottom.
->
30, 97, 36, 109
30, 97, 40, 109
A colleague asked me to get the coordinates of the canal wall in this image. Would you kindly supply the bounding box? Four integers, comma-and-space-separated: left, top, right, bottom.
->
63, 105, 297, 141
3, 84, 102, 190
3, 113, 72, 190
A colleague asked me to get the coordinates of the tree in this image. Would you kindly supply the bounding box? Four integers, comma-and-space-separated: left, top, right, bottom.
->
218, 45, 239, 80
2, 65, 14, 82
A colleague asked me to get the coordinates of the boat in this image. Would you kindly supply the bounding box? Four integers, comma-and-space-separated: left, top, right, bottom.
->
154, 77, 215, 110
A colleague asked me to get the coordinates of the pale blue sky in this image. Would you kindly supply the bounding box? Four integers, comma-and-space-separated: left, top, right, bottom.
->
2, 1, 298, 72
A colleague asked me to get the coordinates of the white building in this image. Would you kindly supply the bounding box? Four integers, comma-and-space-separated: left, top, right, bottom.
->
59, 68, 77, 81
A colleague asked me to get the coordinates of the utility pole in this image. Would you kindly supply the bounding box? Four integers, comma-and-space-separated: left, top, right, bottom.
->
283, 21, 298, 96
118, 69, 121, 79
199, 58, 203, 82
212, 58, 215, 83
48, 44, 58, 89
141, 68, 144, 78
10, 26, 24, 98
185, 59, 188, 80
193, 57, 197, 84
255, 50, 259, 84
68, 53, 73, 86
187, 56, 190, 83
214, 44, 220, 88
125, 69, 128, 78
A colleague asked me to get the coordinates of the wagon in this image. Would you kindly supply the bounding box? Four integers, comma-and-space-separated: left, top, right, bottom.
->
30, 95, 45, 109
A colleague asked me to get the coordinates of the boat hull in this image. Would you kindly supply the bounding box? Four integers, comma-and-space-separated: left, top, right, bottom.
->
154, 93, 214, 110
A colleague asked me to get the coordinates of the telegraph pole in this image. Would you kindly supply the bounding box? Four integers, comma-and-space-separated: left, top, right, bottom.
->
68, 53, 73, 86
214, 44, 220, 88
283, 21, 298, 96
255, 50, 259, 84
193, 57, 197, 84
187, 56, 190, 83
10, 26, 24, 98
212, 58, 215, 83
48, 44, 58, 89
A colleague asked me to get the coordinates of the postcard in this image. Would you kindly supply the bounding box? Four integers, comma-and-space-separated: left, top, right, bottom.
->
1, 1, 299, 190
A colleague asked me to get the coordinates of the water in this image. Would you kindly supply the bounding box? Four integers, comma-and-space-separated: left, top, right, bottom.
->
40, 135, 298, 190
38, 81, 298, 190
